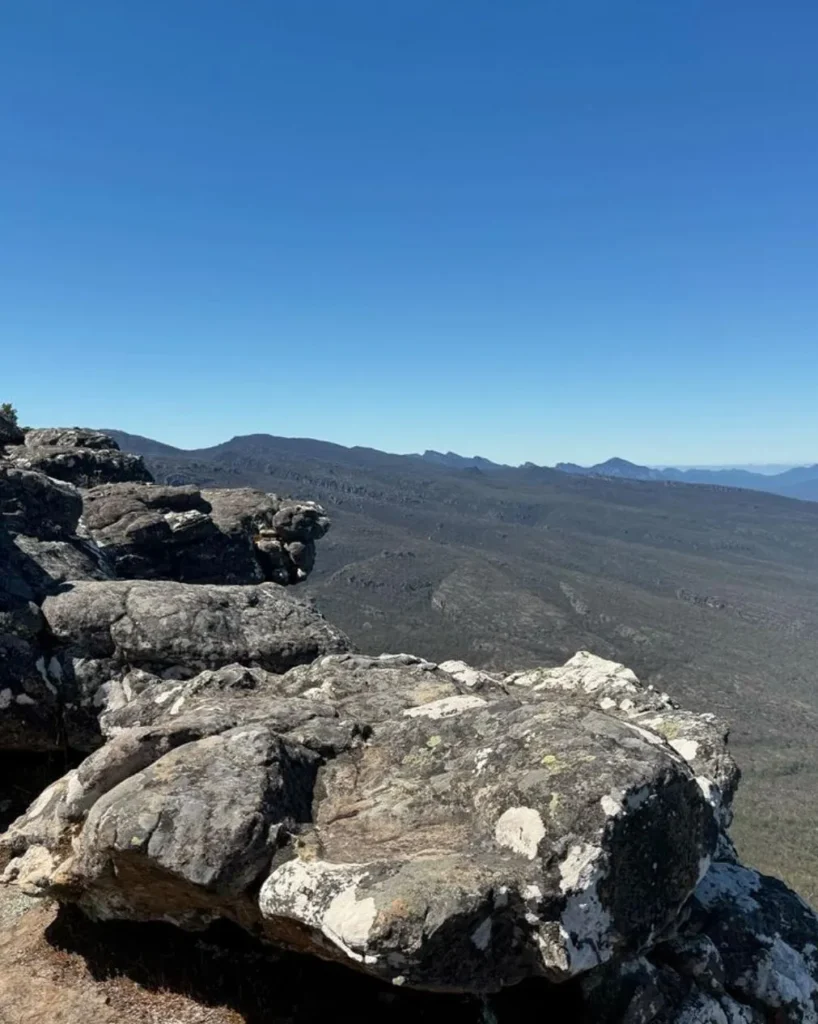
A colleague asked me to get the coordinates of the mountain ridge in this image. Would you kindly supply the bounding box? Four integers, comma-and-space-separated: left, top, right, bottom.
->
105, 430, 818, 502
556, 455, 818, 500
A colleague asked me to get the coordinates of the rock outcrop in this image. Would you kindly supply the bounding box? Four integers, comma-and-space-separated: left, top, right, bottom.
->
4, 427, 153, 488
0, 429, 340, 753
2, 422, 818, 1023
81, 481, 329, 584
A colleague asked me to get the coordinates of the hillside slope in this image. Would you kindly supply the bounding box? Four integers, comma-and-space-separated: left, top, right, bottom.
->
107, 429, 818, 900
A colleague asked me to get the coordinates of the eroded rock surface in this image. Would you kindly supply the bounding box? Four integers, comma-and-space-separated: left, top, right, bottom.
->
0, 426, 336, 757
1, 652, 734, 996
4, 427, 152, 489
81, 481, 329, 584
2, 421, 818, 1022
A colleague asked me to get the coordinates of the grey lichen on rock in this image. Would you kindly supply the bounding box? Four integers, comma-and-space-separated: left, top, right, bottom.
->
1, 651, 735, 996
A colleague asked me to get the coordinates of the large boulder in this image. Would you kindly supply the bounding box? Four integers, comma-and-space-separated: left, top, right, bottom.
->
1, 652, 733, 994
80, 482, 329, 585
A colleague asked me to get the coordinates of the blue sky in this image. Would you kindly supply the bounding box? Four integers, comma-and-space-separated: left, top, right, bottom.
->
2, 1, 816, 465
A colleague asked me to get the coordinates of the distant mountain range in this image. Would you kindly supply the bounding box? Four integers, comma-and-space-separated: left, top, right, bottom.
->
108, 433, 818, 502
552, 457, 818, 501
405, 451, 818, 501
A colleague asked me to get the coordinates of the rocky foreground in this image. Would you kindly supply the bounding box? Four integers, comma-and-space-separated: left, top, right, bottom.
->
2, 414, 818, 1022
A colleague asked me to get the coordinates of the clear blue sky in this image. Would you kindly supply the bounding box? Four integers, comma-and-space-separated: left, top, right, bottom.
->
2, 1, 816, 465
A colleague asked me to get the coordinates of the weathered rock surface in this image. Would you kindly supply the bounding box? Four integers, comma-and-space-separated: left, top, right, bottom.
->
4, 429, 153, 489
0, 426, 336, 758
80, 481, 329, 584
3, 421, 818, 1022
35, 579, 351, 750
23, 427, 120, 451
0, 652, 731, 995
6, 641, 818, 1018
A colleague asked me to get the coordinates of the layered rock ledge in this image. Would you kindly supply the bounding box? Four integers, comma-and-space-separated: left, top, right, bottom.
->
2, 419, 818, 1023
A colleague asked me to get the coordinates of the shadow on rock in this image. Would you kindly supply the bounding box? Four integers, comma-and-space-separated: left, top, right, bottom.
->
44, 904, 585, 1023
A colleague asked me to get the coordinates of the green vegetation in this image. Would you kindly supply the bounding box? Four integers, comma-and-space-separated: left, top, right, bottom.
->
0, 403, 18, 424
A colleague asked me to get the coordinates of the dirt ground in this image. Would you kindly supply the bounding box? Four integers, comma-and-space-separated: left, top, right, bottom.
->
0, 894, 244, 1024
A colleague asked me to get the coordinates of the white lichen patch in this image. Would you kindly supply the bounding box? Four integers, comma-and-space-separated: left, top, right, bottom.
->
600, 794, 621, 818
323, 886, 378, 952
15, 693, 36, 705
169, 694, 186, 715
559, 843, 603, 893
439, 660, 499, 689
554, 843, 614, 974
696, 775, 722, 814
473, 747, 493, 774
494, 807, 546, 859
670, 738, 700, 762
35, 657, 58, 695
511, 651, 642, 696
0, 688, 12, 710
154, 685, 183, 705
403, 694, 487, 720
260, 859, 379, 965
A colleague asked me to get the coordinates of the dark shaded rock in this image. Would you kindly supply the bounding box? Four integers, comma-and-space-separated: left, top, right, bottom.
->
687, 861, 818, 1022
0, 467, 82, 539
581, 954, 764, 1023
0, 572, 62, 752
0, 627, 61, 751
12, 534, 113, 589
